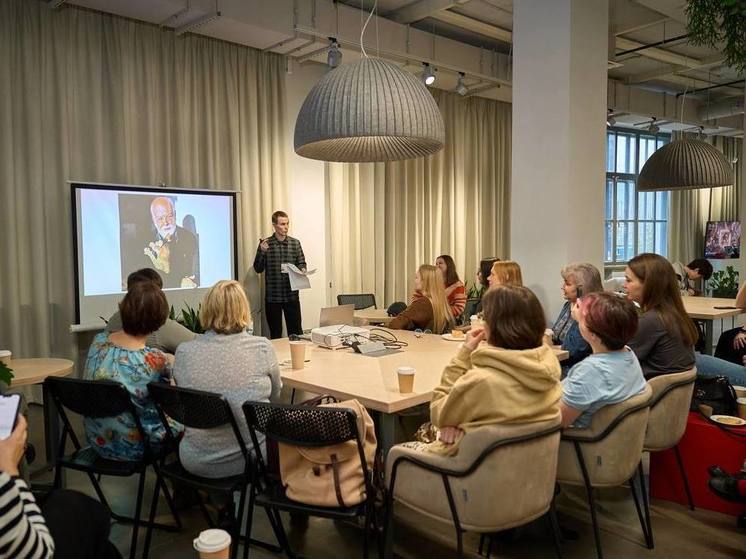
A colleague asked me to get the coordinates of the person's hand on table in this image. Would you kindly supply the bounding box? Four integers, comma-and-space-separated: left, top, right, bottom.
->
259, 238, 270, 253
0, 414, 27, 477
439, 426, 464, 445
463, 326, 485, 351
734, 330, 746, 350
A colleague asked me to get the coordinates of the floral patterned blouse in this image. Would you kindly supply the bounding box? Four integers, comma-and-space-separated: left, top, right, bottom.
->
83, 332, 180, 461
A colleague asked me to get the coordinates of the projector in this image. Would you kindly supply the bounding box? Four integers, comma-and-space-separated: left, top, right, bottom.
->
310, 325, 370, 349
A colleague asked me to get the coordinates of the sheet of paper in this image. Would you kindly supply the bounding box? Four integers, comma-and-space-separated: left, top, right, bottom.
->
286, 264, 316, 291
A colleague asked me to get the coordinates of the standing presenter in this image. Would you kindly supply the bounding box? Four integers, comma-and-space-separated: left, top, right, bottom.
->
253, 210, 307, 339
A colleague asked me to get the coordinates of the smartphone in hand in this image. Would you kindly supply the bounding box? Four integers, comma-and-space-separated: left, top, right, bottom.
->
0, 394, 21, 440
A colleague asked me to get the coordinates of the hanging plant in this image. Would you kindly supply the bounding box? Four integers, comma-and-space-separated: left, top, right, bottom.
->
686, 0, 746, 76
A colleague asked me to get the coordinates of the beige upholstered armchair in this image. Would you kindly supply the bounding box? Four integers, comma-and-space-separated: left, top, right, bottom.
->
557, 384, 653, 559
384, 418, 562, 558
641, 367, 697, 544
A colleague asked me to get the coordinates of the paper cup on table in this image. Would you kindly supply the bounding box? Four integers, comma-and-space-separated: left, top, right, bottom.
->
0, 350, 10, 366
193, 529, 231, 559
734, 386, 746, 399
397, 366, 416, 393
289, 341, 306, 370
738, 398, 746, 420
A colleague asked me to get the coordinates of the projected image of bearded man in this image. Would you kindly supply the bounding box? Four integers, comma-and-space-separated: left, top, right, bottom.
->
144, 197, 199, 288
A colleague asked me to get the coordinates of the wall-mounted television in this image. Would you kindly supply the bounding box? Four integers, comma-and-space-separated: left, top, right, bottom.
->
704, 220, 741, 259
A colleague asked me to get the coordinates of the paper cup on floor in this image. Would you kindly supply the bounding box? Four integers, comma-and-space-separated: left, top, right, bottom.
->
738, 398, 746, 420
193, 529, 231, 559
0, 351, 10, 366
289, 341, 306, 369
397, 366, 415, 393
734, 386, 746, 399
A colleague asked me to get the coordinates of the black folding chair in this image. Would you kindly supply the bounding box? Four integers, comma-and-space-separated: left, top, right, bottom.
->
337, 294, 377, 310
44, 376, 180, 559
144, 383, 282, 559
243, 401, 379, 558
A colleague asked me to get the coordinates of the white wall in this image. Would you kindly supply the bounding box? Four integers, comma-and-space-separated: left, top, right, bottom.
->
285, 62, 329, 331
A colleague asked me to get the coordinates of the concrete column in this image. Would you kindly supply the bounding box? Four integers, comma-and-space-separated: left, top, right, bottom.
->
510, 0, 608, 319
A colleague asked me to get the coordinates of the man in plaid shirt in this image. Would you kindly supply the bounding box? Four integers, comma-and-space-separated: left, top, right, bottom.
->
253, 210, 307, 339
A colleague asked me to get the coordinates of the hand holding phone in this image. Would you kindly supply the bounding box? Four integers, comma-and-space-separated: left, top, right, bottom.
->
0, 409, 26, 477
0, 394, 21, 440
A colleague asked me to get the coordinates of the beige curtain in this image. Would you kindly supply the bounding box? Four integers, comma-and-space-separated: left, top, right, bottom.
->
668, 133, 741, 263
0, 0, 287, 361
327, 90, 511, 306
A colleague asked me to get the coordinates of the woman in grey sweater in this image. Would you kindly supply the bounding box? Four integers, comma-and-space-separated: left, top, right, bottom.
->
173, 280, 282, 478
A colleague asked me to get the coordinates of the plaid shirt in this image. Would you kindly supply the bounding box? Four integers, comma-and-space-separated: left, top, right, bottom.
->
253, 234, 307, 303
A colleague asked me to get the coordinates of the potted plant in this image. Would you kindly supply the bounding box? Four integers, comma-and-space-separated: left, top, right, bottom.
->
686, 0, 746, 75
175, 303, 204, 334
465, 280, 485, 300
0, 361, 13, 387
709, 265, 740, 298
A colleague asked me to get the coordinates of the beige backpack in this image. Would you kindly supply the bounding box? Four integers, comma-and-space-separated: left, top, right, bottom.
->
278, 399, 377, 507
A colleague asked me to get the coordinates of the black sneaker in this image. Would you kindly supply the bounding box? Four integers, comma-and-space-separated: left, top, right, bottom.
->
708, 476, 746, 503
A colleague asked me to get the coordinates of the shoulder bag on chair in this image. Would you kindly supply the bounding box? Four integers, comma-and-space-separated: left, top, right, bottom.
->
278, 399, 377, 507
690, 375, 737, 416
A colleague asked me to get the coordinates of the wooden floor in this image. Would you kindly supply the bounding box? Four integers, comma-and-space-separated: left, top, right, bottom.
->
26, 403, 745, 558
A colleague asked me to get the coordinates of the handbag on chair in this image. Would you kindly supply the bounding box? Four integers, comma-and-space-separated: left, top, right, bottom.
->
690, 375, 737, 416
278, 399, 377, 507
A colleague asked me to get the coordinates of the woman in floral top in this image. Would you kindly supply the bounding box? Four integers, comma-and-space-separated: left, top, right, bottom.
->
84, 281, 181, 461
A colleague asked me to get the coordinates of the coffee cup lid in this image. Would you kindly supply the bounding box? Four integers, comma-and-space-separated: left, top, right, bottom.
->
738, 397, 746, 404
193, 529, 231, 553
0, 350, 10, 357
289, 340, 306, 345
397, 366, 415, 375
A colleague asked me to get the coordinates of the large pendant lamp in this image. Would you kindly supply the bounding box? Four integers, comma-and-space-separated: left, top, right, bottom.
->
294, 57, 445, 162
637, 138, 734, 192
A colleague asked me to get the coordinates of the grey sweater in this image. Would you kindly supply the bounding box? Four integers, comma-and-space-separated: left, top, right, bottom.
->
173, 330, 282, 478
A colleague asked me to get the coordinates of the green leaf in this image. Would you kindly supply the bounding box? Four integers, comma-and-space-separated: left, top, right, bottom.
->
0, 362, 14, 386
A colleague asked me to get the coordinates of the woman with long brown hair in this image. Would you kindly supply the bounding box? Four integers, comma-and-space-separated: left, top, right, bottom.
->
624, 253, 697, 378
410, 255, 467, 319
390, 264, 453, 334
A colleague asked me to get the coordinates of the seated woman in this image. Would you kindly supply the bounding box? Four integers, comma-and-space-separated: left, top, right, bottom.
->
84, 282, 179, 461
389, 264, 453, 334
411, 255, 466, 320
173, 280, 282, 478
550, 262, 603, 369
473, 257, 499, 315
714, 280, 746, 366
423, 285, 562, 455
624, 253, 697, 378
487, 260, 523, 288
560, 292, 647, 428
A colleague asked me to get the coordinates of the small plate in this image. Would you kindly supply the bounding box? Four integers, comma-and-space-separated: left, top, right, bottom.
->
710, 414, 746, 426
441, 333, 464, 342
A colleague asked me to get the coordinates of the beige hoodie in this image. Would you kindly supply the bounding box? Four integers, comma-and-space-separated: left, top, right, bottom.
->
427, 342, 562, 455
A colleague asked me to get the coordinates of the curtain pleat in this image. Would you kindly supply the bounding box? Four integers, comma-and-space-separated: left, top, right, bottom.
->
327, 89, 511, 306
0, 0, 287, 360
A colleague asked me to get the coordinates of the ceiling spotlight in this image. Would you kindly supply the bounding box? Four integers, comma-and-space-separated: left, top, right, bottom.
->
648, 118, 659, 134
698, 126, 707, 141
327, 39, 342, 69
454, 72, 468, 96
607, 115, 616, 127
422, 63, 436, 86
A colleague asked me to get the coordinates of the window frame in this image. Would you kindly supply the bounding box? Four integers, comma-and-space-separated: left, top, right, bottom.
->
605, 128, 670, 265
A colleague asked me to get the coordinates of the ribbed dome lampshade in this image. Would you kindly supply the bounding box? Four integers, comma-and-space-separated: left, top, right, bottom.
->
637, 139, 734, 192
294, 58, 445, 162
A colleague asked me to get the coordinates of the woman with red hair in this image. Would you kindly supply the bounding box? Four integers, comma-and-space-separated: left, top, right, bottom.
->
560, 292, 647, 429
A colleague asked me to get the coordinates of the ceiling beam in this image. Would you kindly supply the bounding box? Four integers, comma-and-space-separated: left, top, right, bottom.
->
430, 10, 512, 43
625, 55, 726, 84
388, 0, 472, 24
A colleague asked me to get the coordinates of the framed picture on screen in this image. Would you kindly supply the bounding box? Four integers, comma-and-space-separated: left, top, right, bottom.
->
704, 221, 741, 259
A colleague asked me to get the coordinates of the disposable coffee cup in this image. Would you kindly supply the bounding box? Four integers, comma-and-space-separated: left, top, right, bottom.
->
397, 366, 415, 393
734, 385, 746, 399
738, 397, 746, 420
470, 315, 481, 328
193, 529, 231, 559
0, 351, 11, 366
289, 341, 306, 370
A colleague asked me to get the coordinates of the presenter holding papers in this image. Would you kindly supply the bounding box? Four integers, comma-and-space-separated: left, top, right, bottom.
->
253, 210, 308, 339
144, 197, 199, 288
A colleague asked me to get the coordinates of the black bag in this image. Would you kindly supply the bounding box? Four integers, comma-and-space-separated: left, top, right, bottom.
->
690, 375, 738, 416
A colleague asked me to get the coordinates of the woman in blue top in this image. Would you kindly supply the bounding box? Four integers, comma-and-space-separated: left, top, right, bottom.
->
84, 281, 181, 461
560, 292, 647, 428
550, 262, 603, 370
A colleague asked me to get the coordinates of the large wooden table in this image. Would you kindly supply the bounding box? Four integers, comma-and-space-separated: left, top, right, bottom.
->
5, 358, 74, 475
272, 330, 568, 453
682, 297, 745, 354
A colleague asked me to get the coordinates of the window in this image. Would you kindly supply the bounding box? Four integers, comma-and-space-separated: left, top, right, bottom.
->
605, 129, 670, 264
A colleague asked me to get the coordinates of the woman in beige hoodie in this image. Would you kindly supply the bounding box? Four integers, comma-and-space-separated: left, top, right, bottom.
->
427, 285, 562, 455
